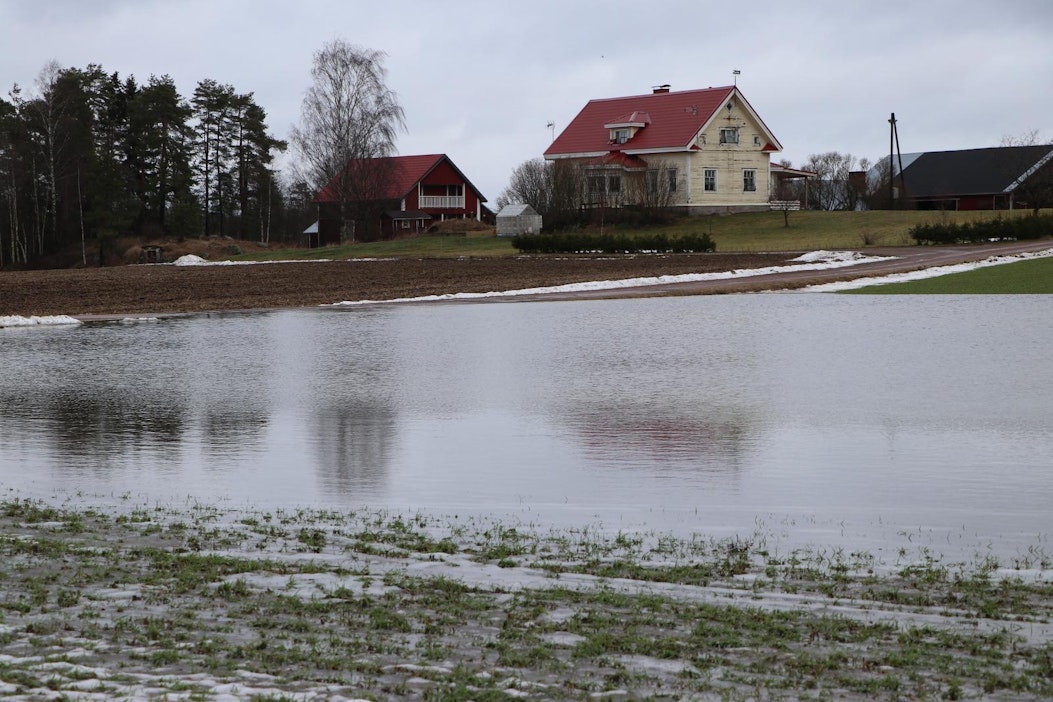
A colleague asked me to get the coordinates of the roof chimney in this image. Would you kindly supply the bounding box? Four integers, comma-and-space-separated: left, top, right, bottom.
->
652, 84, 671, 94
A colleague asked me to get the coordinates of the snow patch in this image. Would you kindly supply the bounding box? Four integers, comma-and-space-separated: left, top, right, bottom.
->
791, 250, 871, 263
0, 315, 82, 328
173, 254, 332, 266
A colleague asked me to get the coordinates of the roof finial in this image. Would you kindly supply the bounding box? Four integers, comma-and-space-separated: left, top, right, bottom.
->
732, 69, 741, 86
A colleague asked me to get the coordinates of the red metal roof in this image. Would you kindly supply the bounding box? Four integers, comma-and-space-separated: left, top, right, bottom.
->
545, 86, 781, 157
586, 152, 649, 170
314, 154, 486, 203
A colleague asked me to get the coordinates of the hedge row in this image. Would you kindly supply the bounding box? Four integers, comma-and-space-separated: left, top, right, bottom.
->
511, 232, 716, 254
910, 214, 1053, 244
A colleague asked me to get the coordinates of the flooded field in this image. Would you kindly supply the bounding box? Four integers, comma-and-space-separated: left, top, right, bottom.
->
2, 293, 1051, 560
2, 293, 1052, 698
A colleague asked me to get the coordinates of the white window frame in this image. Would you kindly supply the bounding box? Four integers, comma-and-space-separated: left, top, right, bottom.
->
667, 168, 677, 193
704, 168, 717, 192
612, 128, 629, 144
719, 127, 739, 144
743, 169, 757, 192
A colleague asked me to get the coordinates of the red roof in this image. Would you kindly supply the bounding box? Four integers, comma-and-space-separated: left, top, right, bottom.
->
545, 86, 781, 157
586, 152, 649, 170
314, 154, 485, 203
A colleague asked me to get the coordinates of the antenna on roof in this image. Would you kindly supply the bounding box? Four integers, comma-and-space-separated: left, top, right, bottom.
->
732, 69, 741, 86
546, 121, 555, 143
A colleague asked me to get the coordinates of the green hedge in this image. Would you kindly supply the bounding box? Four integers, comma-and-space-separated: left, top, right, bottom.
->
511, 232, 716, 254
910, 214, 1053, 244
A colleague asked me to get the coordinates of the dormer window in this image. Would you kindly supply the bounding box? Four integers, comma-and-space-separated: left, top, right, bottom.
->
604, 111, 651, 145
719, 127, 739, 144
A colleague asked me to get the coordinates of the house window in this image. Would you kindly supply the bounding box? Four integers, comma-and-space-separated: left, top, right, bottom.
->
719, 127, 739, 144
400, 219, 410, 229
704, 169, 717, 192
608, 176, 621, 193
446, 184, 463, 197
667, 169, 677, 193
611, 128, 629, 144
743, 169, 757, 192
588, 176, 605, 193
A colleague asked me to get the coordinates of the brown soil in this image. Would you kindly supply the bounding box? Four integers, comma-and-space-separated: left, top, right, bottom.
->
0, 252, 793, 317
3, 238, 1049, 318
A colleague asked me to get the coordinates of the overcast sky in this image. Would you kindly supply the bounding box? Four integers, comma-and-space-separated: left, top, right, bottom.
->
2, 0, 1051, 201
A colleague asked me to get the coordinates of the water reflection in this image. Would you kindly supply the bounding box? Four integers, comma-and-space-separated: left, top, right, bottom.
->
1, 295, 1051, 558
311, 402, 396, 496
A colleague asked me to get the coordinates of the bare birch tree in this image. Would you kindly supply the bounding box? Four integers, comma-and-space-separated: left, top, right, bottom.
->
290, 40, 405, 242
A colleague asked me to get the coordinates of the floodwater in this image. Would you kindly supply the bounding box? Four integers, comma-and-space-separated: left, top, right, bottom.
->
2, 294, 1051, 560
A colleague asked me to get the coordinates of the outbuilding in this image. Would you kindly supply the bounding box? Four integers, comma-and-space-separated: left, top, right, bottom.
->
496, 203, 542, 237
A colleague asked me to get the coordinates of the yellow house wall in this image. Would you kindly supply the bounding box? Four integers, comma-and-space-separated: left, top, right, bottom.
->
685, 99, 772, 206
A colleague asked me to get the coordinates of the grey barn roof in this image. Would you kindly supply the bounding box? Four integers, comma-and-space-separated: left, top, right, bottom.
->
899, 145, 1053, 199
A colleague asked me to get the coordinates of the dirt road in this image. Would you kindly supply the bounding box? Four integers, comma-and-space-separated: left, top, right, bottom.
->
490, 239, 1053, 303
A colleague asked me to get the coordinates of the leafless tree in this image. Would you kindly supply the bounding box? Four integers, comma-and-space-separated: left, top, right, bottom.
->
290, 39, 405, 241
629, 161, 679, 212
999, 130, 1053, 215
803, 151, 858, 210
498, 158, 549, 212
498, 158, 586, 230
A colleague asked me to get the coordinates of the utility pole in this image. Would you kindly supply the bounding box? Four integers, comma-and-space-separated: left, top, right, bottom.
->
888, 113, 906, 209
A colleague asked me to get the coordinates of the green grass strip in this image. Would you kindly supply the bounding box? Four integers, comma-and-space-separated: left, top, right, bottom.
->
845, 255, 1053, 294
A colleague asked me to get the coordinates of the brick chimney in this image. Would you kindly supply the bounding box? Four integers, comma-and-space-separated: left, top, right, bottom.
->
652, 84, 670, 94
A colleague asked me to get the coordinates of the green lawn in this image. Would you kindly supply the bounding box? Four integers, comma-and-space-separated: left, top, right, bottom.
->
233, 209, 1053, 260
844, 255, 1053, 294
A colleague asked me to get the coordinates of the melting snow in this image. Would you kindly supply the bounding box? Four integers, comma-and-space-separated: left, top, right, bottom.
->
0, 315, 82, 328
173, 254, 332, 266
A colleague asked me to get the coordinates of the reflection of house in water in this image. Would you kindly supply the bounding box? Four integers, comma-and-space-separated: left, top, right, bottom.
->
47, 390, 188, 466
568, 405, 752, 473
201, 409, 269, 457
311, 403, 396, 496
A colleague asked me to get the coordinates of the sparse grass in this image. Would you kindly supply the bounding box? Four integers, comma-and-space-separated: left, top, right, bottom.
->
0, 497, 1051, 700
845, 254, 1053, 294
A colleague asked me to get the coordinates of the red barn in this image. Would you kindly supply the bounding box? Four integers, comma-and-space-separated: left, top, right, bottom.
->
311, 154, 488, 246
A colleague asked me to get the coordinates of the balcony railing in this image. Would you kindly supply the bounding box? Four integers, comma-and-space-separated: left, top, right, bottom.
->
419, 195, 465, 209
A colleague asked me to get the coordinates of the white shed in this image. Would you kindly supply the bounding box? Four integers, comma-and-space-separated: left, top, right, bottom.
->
496, 203, 542, 237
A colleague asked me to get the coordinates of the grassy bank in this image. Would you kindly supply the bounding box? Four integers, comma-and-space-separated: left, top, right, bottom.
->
2, 498, 1051, 700
236, 209, 1051, 262
845, 255, 1053, 294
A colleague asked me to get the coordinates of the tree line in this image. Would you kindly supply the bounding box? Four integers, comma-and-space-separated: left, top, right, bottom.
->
0, 61, 293, 267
